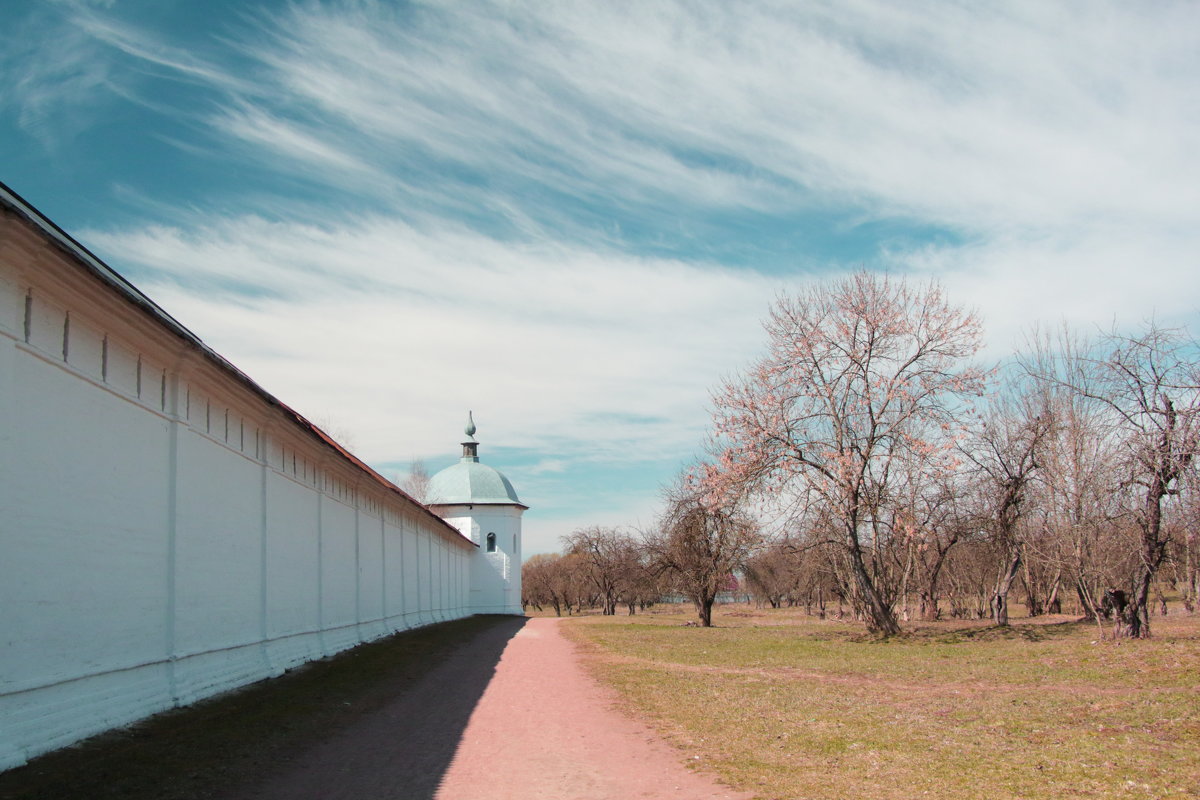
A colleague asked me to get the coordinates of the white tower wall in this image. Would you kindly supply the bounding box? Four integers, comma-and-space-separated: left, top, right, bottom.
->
438, 504, 524, 615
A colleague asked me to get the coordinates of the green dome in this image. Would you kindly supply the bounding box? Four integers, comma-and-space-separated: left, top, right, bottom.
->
426, 459, 525, 507
426, 412, 526, 508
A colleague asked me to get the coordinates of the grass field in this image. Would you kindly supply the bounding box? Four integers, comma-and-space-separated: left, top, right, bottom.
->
562, 605, 1200, 800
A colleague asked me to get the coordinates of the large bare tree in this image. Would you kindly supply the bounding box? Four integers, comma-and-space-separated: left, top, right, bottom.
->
706, 272, 986, 635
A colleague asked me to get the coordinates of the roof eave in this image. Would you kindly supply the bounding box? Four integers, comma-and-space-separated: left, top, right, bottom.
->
427, 500, 530, 511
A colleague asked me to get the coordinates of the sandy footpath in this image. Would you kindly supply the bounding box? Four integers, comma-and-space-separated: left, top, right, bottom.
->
434, 617, 752, 800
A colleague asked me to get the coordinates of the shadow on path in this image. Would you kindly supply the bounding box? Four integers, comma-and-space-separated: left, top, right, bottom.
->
221, 615, 526, 800
0, 615, 527, 800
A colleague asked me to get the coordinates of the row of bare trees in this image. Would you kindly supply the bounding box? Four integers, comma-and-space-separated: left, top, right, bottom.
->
522, 489, 760, 627
521, 529, 664, 618
526, 453, 1197, 633
524, 273, 1198, 638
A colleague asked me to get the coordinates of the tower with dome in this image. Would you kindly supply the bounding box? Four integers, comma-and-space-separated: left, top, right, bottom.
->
426, 413, 526, 615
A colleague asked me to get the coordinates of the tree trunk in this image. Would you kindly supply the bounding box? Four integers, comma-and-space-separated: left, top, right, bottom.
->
1075, 580, 1099, 621
695, 595, 715, 627
1128, 565, 1154, 638
919, 589, 941, 621
1046, 585, 1061, 614
899, 543, 914, 623
848, 547, 901, 636
920, 538, 954, 622
993, 548, 1022, 627
1046, 571, 1062, 614
1022, 560, 1043, 617
1129, 475, 1170, 638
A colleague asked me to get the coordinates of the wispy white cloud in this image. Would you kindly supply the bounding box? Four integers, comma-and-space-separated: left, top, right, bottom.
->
23, 1, 1200, 255
209, 1, 1200, 233
84, 215, 781, 458
1, 1, 247, 151
68, 11, 252, 94
0, 8, 112, 144
213, 102, 374, 177
896, 226, 1200, 362
527, 459, 568, 476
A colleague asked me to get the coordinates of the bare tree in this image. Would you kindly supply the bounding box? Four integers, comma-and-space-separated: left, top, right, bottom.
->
310, 413, 357, 452
646, 481, 760, 627
1026, 323, 1200, 637
522, 552, 595, 616
743, 543, 801, 609
706, 272, 986, 635
1022, 328, 1124, 621
943, 533, 996, 619
1168, 467, 1199, 613
563, 526, 640, 616
616, 545, 660, 615
401, 458, 431, 504
522, 553, 561, 615
902, 472, 971, 621
959, 376, 1054, 626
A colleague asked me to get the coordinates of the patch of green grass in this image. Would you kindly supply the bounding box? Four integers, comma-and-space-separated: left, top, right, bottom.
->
566, 606, 1200, 800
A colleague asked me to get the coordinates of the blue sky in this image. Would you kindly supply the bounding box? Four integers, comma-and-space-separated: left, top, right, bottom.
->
4, 0, 1199, 554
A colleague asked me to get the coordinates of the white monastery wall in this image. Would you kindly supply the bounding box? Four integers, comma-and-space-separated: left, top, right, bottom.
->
0, 200, 477, 771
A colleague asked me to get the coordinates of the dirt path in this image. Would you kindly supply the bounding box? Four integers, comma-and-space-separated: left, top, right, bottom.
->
434, 618, 751, 800
226, 616, 748, 800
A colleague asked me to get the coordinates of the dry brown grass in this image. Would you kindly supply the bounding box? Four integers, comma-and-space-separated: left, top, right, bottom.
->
564, 604, 1200, 800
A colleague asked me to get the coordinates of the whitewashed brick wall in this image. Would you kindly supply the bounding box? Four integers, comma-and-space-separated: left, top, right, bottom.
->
0, 206, 476, 771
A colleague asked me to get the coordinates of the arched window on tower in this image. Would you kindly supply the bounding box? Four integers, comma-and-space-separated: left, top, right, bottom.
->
486, 532, 496, 552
